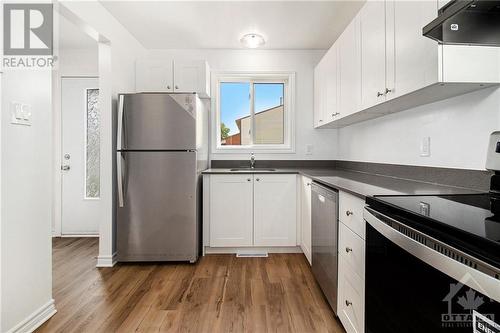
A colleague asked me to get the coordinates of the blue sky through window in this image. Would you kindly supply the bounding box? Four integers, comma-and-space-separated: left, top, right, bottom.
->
220, 82, 284, 136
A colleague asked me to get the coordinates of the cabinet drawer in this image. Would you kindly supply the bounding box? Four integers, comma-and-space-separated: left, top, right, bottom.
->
339, 222, 365, 278
339, 191, 365, 239
338, 256, 365, 333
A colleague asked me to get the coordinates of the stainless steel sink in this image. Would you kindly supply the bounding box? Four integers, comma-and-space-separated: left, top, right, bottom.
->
229, 168, 276, 172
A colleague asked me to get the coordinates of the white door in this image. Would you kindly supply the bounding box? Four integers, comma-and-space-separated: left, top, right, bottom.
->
339, 16, 362, 118
254, 174, 297, 246
360, 0, 387, 109
209, 174, 254, 247
61, 77, 100, 235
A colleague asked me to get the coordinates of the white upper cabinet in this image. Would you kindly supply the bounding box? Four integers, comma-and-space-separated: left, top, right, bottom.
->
338, 16, 362, 119
136, 58, 174, 93
360, 0, 387, 109
314, 0, 500, 128
314, 44, 339, 128
253, 174, 297, 247
387, 0, 439, 100
136, 57, 211, 98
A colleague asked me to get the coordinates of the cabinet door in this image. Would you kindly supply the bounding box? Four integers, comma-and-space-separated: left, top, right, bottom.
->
300, 176, 312, 264
338, 255, 365, 333
313, 59, 327, 127
173, 60, 210, 98
136, 58, 174, 92
339, 16, 362, 118
324, 44, 339, 123
360, 1, 387, 109
209, 175, 253, 247
388, 0, 439, 100
254, 174, 297, 246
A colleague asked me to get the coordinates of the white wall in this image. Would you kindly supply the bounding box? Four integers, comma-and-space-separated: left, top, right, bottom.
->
337, 87, 500, 170
1, 70, 55, 331
147, 49, 338, 161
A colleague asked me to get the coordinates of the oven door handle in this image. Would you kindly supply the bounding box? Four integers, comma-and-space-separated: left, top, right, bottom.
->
364, 207, 500, 303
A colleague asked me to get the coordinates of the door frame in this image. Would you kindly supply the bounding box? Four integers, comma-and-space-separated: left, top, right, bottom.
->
54, 75, 99, 237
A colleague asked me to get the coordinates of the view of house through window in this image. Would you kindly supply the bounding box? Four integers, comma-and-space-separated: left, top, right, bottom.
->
220, 81, 285, 146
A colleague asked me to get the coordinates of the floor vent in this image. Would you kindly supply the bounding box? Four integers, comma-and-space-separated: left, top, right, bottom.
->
236, 252, 269, 258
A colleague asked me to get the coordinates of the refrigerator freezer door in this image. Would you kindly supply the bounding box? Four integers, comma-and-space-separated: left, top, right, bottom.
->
117, 151, 199, 262
119, 93, 197, 150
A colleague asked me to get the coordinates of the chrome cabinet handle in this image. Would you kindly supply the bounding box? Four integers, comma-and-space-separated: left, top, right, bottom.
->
377, 91, 384, 97
167, 85, 171, 89
385, 88, 393, 94
345, 247, 353, 253
307, 183, 311, 186
247, 178, 251, 182
256, 178, 260, 181
175, 85, 179, 90
345, 300, 352, 307
61, 165, 70, 171
346, 210, 353, 216
331, 112, 340, 117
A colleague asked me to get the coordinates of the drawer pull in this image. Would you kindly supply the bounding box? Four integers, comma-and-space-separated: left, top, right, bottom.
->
345, 300, 352, 307
346, 210, 353, 216
345, 247, 353, 253
247, 178, 251, 182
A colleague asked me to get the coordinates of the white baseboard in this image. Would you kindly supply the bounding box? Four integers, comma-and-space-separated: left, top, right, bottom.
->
60, 234, 99, 238
6, 299, 57, 333
204, 246, 303, 255
96, 252, 117, 267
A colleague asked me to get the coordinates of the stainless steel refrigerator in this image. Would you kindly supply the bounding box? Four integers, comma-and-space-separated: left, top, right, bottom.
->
116, 93, 208, 263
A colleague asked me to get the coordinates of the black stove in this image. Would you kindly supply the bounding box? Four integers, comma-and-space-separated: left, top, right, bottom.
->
366, 193, 500, 269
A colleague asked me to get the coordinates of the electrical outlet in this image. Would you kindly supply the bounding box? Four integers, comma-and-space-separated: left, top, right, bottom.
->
420, 137, 430, 157
306, 144, 314, 155
11, 102, 31, 126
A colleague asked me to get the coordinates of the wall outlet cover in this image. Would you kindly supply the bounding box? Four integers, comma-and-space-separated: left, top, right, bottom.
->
420, 137, 430, 157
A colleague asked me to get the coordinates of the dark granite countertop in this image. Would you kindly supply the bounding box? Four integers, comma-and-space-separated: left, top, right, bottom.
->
202, 168, 484, 199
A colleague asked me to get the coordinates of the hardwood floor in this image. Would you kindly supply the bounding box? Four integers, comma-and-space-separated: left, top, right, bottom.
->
37, 237, 344, 333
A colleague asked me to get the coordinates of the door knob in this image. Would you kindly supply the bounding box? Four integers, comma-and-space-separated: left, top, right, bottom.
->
61, 165, 70, 171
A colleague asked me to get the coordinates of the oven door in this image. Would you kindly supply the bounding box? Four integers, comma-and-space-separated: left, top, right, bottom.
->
364, 207, 500, 333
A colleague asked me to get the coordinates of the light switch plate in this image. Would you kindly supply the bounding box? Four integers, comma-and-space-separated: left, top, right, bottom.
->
306, 144, 314, 155
11, 102, 31, 126
420, 137, 430, 157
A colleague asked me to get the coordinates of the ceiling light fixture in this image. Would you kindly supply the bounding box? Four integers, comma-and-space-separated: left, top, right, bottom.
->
240, 33, 265, 48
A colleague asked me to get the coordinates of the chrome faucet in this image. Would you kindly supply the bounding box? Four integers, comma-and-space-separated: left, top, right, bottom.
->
250, 152, 256, 169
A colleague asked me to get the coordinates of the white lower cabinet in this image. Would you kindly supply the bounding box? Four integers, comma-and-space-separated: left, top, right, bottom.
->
254, 174, 297, 246
206, 174, 297, 248
337, 191, 366, 333
209, 174, 253, 247
300, 176, 312, 264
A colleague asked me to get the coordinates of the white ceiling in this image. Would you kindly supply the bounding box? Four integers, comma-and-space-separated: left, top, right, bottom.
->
99, 1, 365, 50
58, 14, 98, 50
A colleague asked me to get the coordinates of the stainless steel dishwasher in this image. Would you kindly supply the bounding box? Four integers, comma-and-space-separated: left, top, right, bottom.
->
311, 182, 339, 314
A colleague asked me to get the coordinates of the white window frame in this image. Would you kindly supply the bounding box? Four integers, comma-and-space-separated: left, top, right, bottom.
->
211, 71, 296, 154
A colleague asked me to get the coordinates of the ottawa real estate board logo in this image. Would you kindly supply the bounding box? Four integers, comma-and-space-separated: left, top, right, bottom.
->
3, 3, 55, 69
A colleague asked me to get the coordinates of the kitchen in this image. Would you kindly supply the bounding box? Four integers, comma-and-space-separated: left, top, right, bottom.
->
1, 1, 500, 333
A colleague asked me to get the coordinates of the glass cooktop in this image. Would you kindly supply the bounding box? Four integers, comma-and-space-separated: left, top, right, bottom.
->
373, 194, 500, 243
367, 194, 500, 268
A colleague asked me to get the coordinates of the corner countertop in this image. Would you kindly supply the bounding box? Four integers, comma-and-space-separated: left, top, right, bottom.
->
202, 168, 483, 199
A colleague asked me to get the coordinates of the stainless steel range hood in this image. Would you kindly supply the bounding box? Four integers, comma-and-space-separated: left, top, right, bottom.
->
422, 0, 500, 46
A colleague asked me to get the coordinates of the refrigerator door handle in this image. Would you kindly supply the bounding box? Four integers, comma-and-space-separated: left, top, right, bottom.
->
117, 94, 124, 150
117, 152, 125, 207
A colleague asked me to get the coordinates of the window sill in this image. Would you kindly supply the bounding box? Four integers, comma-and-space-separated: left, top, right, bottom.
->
212, 145, 295, 154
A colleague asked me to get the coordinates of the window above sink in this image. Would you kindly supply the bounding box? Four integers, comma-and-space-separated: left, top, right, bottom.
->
211, 72, 296, 154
